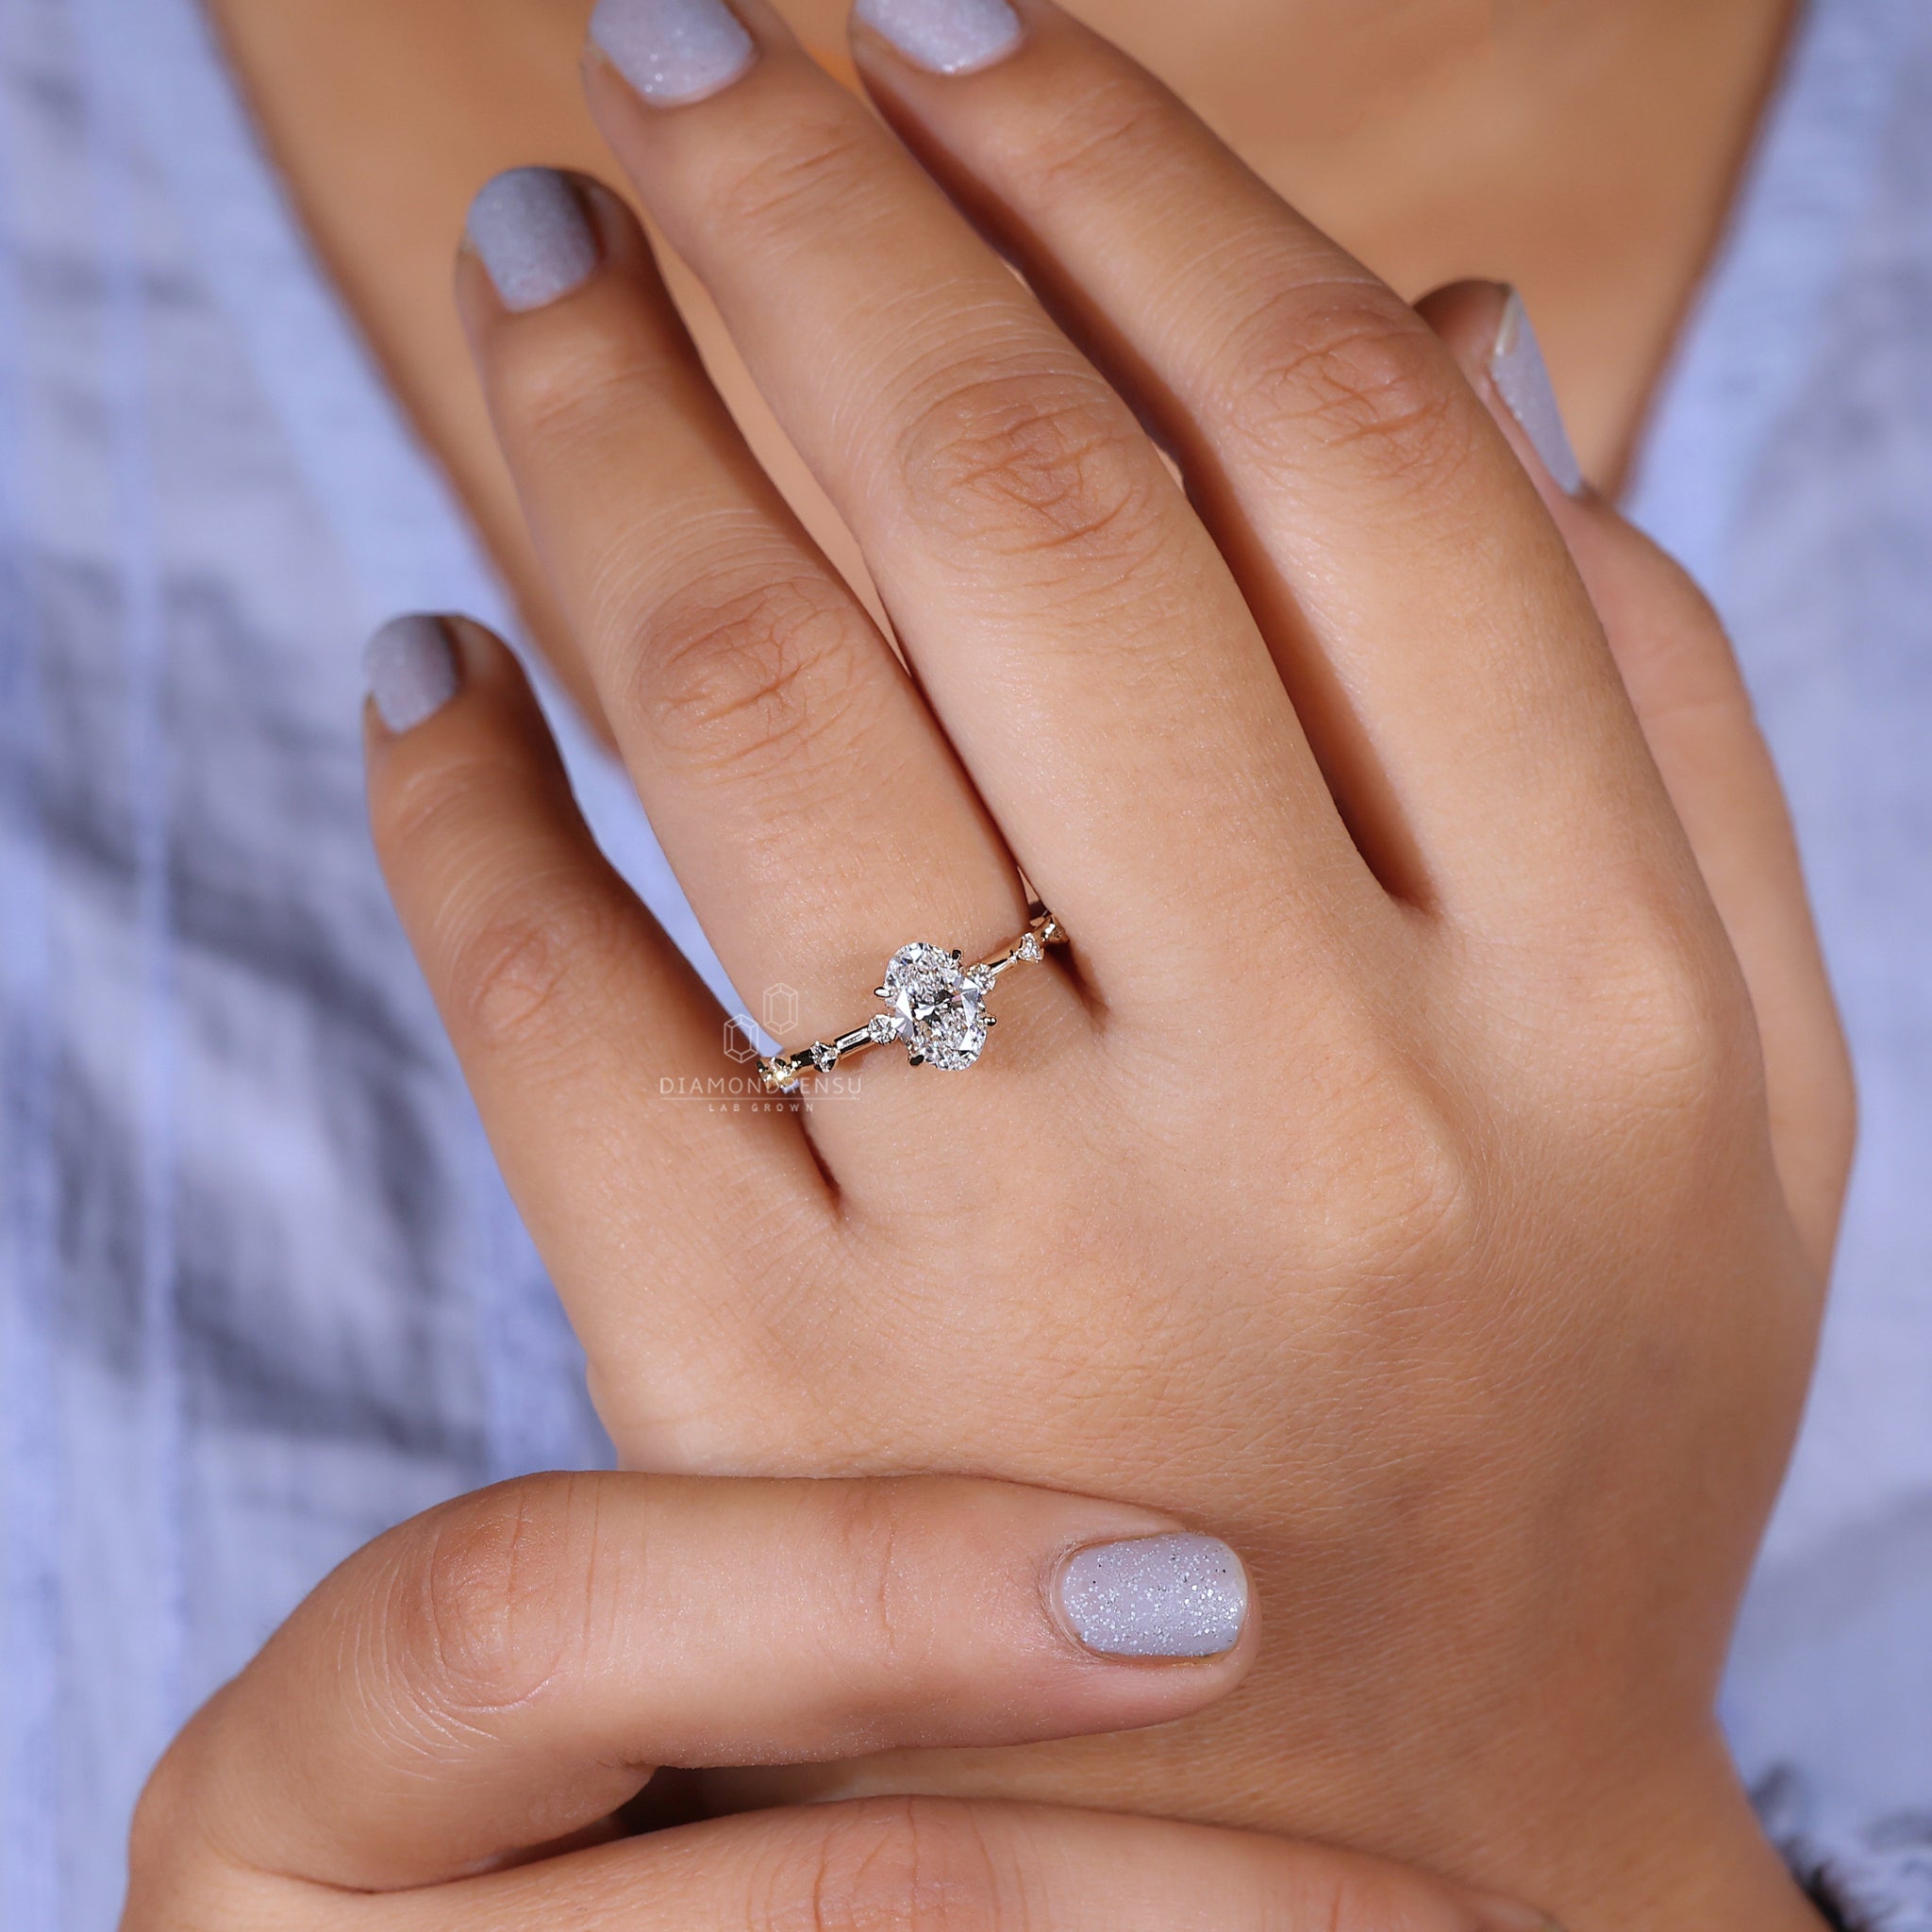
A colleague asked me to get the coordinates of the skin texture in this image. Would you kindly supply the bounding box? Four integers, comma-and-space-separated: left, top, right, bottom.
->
125, 1472, 1550, 1930
142, 0, 1848, 1927
341, 4, 1849, 1923
203, 0, 1798, 714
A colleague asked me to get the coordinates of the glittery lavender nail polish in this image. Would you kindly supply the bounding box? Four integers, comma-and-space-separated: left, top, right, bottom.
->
854, 0, 1024, 75
466, 169, 598, 313
1489, 290, 1585, 495
1058, 1533, 1247, 1658
364, 615, 459, 732
589, 0, 758, 105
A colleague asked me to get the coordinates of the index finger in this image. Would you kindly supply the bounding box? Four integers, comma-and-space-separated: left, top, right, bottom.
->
134, 1473, 1251, 1892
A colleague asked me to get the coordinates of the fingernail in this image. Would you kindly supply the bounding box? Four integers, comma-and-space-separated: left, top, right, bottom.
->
1489, 291, 1584, 496
854, 0, 1024, 75
364, 615, 460, 732
1058, 1533, 1247, 1658
589, 0, 758, 105
466, 169, 599, 313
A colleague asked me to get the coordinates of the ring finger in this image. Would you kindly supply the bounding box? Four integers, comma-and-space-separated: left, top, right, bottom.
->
458, 170, 1049, 1149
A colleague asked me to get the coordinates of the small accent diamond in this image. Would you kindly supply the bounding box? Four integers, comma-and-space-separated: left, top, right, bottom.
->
1017, 929, 1044, 962
866, 1012, 897, 1045
808, 1041, 839, 1073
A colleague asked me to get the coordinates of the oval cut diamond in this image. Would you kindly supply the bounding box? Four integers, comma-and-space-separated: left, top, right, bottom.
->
881, 941, 990, 1072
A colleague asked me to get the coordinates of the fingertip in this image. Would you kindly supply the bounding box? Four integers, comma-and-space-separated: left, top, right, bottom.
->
730, 1477, 1256, 1752
454, 171, 657, 368
438, 610, 534, 687
586, 0, 761, 110
361, 611, 545, 750
1417, 278, 1588, 501
1412, 276, 1512, 358
1052, 1531, 1252, 1664
463, 168, 604, 315
1015, 1520, 1257, 1753
363, 612, 463, 736
850, 0, 1027, 78
359, 612, 569, 856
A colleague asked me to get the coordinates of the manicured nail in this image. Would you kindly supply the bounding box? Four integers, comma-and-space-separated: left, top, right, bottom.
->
854, 0, 1024, 75
1489, 291, 1583, 495
1058, 1533, 1246, 1658
466, 169, 599, 313
589, 0, 758, 105
364, 615, 459, 732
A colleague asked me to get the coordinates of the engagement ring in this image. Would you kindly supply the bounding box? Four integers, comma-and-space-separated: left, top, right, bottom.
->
756, 907, 1066, 1092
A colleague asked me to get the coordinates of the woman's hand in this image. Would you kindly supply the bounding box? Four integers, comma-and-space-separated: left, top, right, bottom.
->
359, 2, 1850, 1924
125, 1472, 1550, 1931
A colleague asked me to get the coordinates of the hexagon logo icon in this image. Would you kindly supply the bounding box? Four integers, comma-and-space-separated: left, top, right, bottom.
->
761, 983, 800, 1037
723, 1014, 759, 1064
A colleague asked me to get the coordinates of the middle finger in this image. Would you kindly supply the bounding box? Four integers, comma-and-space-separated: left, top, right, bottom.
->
850, 2, 1701, 939
580, 0, 1383, 1006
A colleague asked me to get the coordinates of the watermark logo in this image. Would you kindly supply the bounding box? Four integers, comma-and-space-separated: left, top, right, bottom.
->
761, 983, 799, 1037
666, 988, 862, 1111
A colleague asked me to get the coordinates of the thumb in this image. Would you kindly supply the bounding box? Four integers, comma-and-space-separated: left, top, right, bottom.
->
132, 1472, 1252, 1894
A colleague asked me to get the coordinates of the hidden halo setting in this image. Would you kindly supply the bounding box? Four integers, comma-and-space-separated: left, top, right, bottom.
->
757, 907, 1066, 1093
